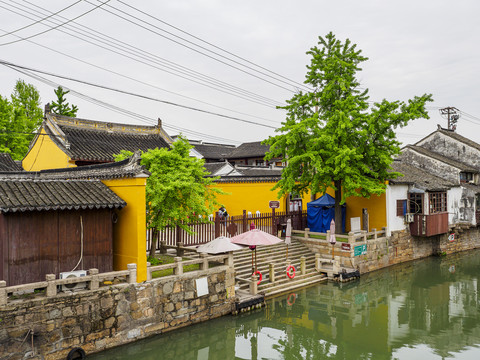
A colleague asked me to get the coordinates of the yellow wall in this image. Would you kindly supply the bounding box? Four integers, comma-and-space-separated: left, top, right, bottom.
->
102, 177, 147, 282
22, 129, 75, 171
213, 181, 387, 233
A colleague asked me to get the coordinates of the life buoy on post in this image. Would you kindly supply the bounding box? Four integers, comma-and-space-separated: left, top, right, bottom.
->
67, 347, 86, 360
286, 265, 296, 279
252, 270, 262, 285
287, 293, 296, 306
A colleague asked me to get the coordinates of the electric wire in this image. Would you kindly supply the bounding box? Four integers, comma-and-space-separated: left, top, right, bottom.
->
0, 0, 110, 46
1, 60, 278, 130
1, 1, 283, 108
115, 0, 312, 92
0, 0, 82, 39
83, 0, 296, 93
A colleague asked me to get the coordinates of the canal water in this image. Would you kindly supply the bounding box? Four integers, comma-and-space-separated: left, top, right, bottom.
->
90, 250, 480, 359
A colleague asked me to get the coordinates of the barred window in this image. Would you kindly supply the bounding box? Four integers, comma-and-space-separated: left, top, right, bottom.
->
396, 199, 407, 216
408, 193, 423, 214
429, 192, 447, 213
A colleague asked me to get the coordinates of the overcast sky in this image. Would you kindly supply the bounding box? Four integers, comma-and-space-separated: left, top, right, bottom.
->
0, 0, 479, 146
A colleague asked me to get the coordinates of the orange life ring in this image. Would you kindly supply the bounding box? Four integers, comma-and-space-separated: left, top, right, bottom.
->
286, 265, 296, 279
252, 270, 262, 285
287, 293, 296, 306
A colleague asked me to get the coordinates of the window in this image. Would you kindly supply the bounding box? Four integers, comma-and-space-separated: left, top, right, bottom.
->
408, 193, 423, 214
396, 199, 407, 216
460, 172, 474, 183
429, 192, 447, 213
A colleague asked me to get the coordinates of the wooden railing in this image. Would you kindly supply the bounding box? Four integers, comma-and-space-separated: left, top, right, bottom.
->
0, 254, 232, 306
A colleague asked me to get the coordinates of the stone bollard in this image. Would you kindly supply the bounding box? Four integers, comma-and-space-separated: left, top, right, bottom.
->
224, 252, 234, 268
372, 228, 377, 240
348, 231, 355, 244
200, 253, 209, 270
0, 280, 7, 306
174, 257, 183, 275
315, 253, 321, 272
146, 262, 152, 281
304, 228, 310, 239
269, 263, 275, 283
89, 268, 99, 290
300, 256, 306, 275
127, 263, 137, 284
46, 274, 57, 297
250, 274, 258, 295
160, 240, 167, 254
176, 242, 184, 257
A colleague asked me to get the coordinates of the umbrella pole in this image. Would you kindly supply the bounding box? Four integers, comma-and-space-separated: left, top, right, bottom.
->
332, 243, 334, 260
286, 245, 289, 259
251, 251, 254, 274
255, 249, 257, 273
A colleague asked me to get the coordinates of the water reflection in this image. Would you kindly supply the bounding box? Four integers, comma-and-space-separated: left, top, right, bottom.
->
90, 250, 480, 359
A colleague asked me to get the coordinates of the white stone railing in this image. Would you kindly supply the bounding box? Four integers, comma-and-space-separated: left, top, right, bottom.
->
0, 253, 233, 306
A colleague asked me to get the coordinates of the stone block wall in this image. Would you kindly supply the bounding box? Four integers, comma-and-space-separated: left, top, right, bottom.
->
0, 266, 235, 360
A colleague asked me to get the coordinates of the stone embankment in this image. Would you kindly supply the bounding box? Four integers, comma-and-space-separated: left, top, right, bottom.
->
0, 258, 235, 360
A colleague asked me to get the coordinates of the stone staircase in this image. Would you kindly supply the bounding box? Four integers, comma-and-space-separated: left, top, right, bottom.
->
233, 238, 327, 299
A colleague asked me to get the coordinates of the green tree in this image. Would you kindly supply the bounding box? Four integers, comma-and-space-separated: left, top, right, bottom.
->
51, 86, 78, 117
115, 137, 223, 256
0, 80, 43, 160
264, 32, 432, 233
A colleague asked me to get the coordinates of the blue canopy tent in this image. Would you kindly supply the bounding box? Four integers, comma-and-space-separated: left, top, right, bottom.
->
307, 194, 346, 233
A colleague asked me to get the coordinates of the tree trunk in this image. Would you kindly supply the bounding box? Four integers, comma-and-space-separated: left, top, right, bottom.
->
149, 229, 158, 258
334, 180, 342, 234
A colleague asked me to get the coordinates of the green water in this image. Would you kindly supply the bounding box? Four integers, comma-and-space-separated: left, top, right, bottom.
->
90, 250, 480, 359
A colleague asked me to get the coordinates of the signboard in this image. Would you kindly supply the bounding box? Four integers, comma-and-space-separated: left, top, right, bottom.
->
341, 243, 351, 251
269, 201, 280, 209
448, 233, 455, 242
354, 244, 367, 257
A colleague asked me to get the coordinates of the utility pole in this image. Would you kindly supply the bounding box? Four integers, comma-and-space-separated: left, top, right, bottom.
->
439, 107, 460, 131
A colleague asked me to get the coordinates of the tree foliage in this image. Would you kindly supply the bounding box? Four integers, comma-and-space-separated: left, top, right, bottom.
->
264, 32, 432, 232
0, 79, 43, 160
115, 137, 223, 255
51, 86, 78, 117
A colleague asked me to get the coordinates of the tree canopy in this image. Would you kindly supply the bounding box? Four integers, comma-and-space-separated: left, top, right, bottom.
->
115, 137, 223, 256
264, 32, 432, 232
51, 86, 78, 117
0, 79, 43, 160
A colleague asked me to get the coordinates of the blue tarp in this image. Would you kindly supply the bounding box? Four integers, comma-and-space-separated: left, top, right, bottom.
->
307, 194, 346, 233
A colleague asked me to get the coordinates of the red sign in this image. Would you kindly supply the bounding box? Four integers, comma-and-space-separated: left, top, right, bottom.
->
341, 243, 351, 251
269, 201, 280, 209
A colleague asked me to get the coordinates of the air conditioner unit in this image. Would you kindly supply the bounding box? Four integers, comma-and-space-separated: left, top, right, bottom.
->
60, 270, 87, 292
404, 213, 414, 223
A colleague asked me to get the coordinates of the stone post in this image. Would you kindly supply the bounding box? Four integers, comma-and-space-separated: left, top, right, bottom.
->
348, 231, 354, 244
304, 228, 310, 240
224, 252, 234, 268
127, 263, 137, 284
46, 274, 57, 297
146, 262, 152, 281
300, 256, 306, 275
174, 257, 183, 275
176, 241, 184, 257
160, 240, 167, 254
315, 253, 321, 272
0, 281, 7, 306
89, 268, 99, 290
200, 253, 209, 270
269, 263, 275, 283
249, 274, 258, 295
372, 228, 377, 240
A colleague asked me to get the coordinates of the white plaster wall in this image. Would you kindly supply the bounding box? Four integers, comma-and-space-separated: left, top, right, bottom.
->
448, 187, 463, 225
386, 184, 409, 235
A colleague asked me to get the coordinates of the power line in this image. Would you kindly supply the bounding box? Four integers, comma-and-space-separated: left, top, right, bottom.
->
0, 0, 111, 46
2, 1, 283, 108
1, 60, 278, 130
115, 0, 311, 92
0, 0, 82, 39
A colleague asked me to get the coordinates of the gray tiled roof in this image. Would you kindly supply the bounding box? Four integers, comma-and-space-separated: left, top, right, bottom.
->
204, 162, 227, 175
0, 153, 23, 172
0, 179, 126, 213
44, 113, 169, 163
437, 128, 480, 151
236, 166, 283, 177
226, 141, 269, 159
0, 152, 149, 181
193, 143, 235, 160
389, 160, 456, 191
402, 145, 478, 172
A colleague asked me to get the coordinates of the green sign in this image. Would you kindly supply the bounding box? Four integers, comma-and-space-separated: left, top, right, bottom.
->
354, 244, 367, 256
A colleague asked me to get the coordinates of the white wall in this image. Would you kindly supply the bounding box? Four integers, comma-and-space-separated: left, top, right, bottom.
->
386, 184, 409, 235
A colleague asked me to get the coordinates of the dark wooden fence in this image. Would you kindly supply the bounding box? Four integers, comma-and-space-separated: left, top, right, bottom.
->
146, 209, 307, 251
